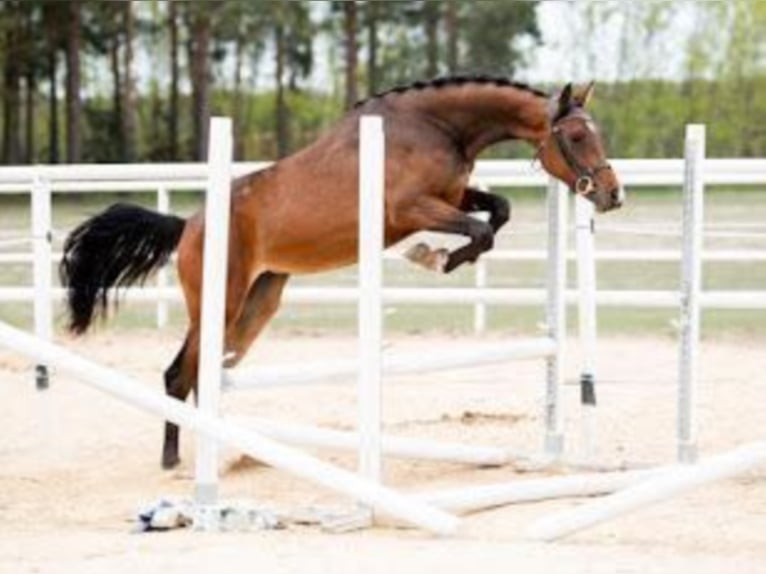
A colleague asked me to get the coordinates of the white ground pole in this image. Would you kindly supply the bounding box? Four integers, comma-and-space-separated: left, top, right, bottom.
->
357, 116, 385, 519
677, 124, 705, 464
416, 467, 663, 515
155, 185, 170, 329
194, 117, 234, 504
0, 321, 458, 535
544, 177, 567, 456
575, 195, 598, 460
31, 173, 53, 391
526, 442, 766, 542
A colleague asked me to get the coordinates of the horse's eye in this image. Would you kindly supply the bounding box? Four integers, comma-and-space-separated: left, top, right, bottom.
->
571, 133, 586, 144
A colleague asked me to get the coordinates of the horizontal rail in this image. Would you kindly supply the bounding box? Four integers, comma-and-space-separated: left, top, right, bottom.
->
1, 159, 766, 192
3, 286, 766, 310
0, 161, 270, 185
224, 337, 556, 389
228, 417, 511, 466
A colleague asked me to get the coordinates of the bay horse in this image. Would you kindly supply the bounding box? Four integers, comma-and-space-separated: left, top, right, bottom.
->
60, 76, 622, 469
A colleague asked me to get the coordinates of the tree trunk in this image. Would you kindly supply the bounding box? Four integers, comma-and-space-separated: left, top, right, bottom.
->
110, 37, 124, 159
424, 1, 439, 77
2, 31, 21, 164
48, 49, 59, 164
2, 6, 22, 166
43, 2, 60, 164
22, 6, 36, 164
366, 1, 378, 96
233, 33, 245, 160
65, 0, 82, 163
343, 1, 358, 109
445, 1, 458, 73
24, 71, 36, 164
122, 0, 138, 161
188, 9, 211, 160
168, 0, 179, 159
275, 21, 289, 158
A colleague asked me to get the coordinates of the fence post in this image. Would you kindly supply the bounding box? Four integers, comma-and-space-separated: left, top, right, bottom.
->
544, 177, 567, 456
194, 118, 233, 505
32, 172, 53, 390
156, 185, 170, 328
474, 259, 487, 334
470, 179, 491, 335
678, 124, 705, 464
357, 116, 385, 518
575, 195, 597, 459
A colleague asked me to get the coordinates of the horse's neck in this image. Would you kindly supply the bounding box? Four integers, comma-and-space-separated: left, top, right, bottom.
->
407, 87, 549, 161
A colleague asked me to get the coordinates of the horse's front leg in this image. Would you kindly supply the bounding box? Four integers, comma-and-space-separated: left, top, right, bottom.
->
459, 187, 511, 234
397, 196, 495, 274
403, 188, 509, 272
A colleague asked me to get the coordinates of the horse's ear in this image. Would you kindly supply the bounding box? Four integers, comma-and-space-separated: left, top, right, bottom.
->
553, 83, 573, 118
574, 81, 595, 107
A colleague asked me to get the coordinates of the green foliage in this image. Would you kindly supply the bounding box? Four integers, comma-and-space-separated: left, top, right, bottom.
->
457, 1, 540, 76
2, 1, 766, 163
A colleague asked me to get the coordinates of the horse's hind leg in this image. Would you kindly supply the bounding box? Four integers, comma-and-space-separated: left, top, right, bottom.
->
161, 227, 253, 469
223, 271, 290, 369
162, 330, 199, 469
161, 271, 287, 469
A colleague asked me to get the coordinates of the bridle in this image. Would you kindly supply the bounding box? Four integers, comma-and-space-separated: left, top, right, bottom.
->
539, 111, 613, 196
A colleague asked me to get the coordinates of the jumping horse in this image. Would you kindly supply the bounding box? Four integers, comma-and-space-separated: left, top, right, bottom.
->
60, 76, 623, 469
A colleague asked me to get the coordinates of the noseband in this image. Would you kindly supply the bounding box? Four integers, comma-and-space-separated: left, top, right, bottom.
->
547, 114, 613, 196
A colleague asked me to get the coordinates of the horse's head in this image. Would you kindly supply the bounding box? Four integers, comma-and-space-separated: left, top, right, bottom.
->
537, 82, 623, 213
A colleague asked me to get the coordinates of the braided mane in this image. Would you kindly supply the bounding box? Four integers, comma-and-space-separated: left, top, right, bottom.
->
354, 74, 549, 108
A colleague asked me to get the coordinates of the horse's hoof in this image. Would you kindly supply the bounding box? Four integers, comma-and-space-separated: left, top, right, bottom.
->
404, 242, 430, 264
429, 248, 450, 272
162, 455, 181, 470
404, 243, 449, 273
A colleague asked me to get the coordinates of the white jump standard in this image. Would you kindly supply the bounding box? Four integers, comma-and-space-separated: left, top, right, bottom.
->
192, 114, 573, 523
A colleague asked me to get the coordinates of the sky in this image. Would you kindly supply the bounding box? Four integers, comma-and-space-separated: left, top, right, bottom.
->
521, 1, 697, 84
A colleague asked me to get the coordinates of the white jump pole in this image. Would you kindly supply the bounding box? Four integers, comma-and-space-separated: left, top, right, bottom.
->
677, 124, 705, 464
0, 320, 458, 535
31, 172, 53, 391
229, 416, 510, 466
225, 337, 555, 389
357, 115, 385, 515
156, 185, 170, 329
527, 442, 766, 542
575, 195, 597, 459
416, 467, 660, 514
544, 177, 567, 456
194, 117, 234, 504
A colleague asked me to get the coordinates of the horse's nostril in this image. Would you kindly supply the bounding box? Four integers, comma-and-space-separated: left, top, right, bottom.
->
610, 187, 624, 207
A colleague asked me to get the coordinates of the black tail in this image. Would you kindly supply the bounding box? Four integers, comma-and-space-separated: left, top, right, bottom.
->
60, 203, 186, 334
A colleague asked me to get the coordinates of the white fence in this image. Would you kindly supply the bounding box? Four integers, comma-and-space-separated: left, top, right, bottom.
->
0, 143, 765, 396
1, 159, 765, 326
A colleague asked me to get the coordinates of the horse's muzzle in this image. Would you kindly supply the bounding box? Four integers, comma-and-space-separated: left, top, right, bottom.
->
595, 186, 624, 213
